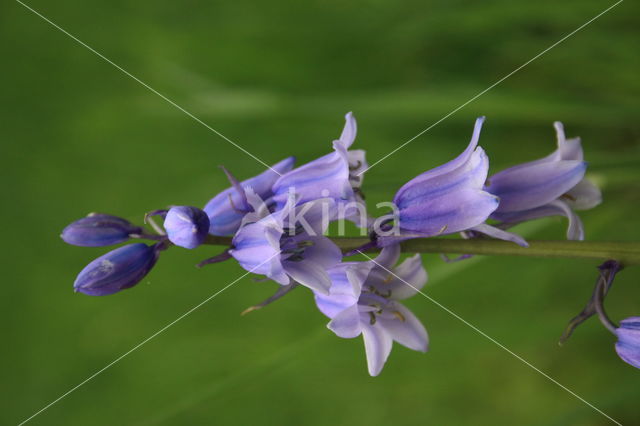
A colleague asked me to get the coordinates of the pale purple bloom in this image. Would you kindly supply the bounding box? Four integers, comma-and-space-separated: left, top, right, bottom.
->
487, 122, 601, 240
74, 243, 161, 296
229, 196, 342, 294
615, 317, 640, 369
271, 112, 368, 225
164, 206, 210, 249
203, 157, 295, 236
61, 213, 142, 247
315, 244, 428, 376
378, 117, 517, 246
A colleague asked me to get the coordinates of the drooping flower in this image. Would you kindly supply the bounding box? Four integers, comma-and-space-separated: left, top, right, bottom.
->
486, 122, 601, 240
315, 244, 428, 376
615, 317, 640, 369
271, 112, 369, 225
74, 243, 163, 296
61, 213, 142, 247
229, 195, 342, 294
203, 157, 296, 236
164, 206, 210, 249
377, 117, 521, 246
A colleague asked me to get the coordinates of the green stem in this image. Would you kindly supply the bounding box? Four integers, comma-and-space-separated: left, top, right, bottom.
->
204, 235, 640, 266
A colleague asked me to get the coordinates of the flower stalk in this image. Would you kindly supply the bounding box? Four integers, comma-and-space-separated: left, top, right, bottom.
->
204, 235, 640, 266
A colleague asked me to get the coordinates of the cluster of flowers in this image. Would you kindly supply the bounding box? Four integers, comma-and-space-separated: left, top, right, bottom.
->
62, 113, 638, 375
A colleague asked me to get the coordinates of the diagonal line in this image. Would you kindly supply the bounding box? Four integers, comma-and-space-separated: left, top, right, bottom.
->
16, 0, 281, 175
359, 0, 623, 176
358, 251, 622, 426
17, 251, 282, 426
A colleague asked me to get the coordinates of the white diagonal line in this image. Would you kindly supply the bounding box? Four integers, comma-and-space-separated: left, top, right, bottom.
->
17, 251, 282, 425
16, 0, 281, 175
358, 251, 622, 426
359, 0, 623, 176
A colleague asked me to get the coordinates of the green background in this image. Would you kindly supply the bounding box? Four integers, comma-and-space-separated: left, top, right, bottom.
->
2, 0, 639, 424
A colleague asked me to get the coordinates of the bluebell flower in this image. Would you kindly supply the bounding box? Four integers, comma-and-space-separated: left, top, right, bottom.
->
61, 213, 142, 247
615, 317, 640, 369
487, 122, 601, 240
164, 206, 210, 249
315, 244, 428, 376
229, 195, 342, 294
271, 112, 369, 225
203, 157, 295, 236
74, 243, 162, 296
377, 117, 522, 246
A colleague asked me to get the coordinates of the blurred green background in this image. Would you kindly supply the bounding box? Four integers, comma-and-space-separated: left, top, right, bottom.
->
2, 0, 639, 424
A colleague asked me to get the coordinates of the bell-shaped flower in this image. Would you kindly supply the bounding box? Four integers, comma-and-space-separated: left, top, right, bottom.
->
615, 317, 640, 369
315, 244, 428, 376
164, 206, 210, 249
487, 122, 601, 240
74, 243, 162, 296
203, 156, 295, 236
61, 213, 142, 247
229, 195, 342, 294
271, 112, 369, 225
378, 117, 517, 246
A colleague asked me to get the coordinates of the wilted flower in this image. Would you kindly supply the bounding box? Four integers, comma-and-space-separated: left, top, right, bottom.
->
61, 213, 142, 247
74, 243, 163, 296
487, 122, 601, 240
615, 317, 640, 369
164, 206, 210, 249
315, 244, 428, 376
229, 195, 342, 294
377, 117, 524, 246
203, 157, 295, 236
271, 112, 368, 225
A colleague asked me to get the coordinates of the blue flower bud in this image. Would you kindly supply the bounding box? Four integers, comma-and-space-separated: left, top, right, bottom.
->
74, 243, 160, 296
164, 206, 210, 249
61, 213, 142, 247
615, 317, 640, 369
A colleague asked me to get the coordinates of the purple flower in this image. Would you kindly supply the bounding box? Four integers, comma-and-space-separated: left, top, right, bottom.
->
315, 244, 428, 376
229, 195, 342, 294
203, 157, 295, 236
271, 112, 368, 224
487, 122, 601, 240
164, 206, 210, 249
615, 317, 640, 369
378, 117, 504, 246
61, 213, 142, 247
74, 243, 161, 296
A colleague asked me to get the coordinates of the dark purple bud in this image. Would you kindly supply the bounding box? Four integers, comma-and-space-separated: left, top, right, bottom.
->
164, 206, 210, 249
61, 213, 142, 247
615, 317, 640, 369
74, 243, 160, 296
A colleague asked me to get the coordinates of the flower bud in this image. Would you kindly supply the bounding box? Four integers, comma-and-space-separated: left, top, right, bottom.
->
61, 213, 142, 247
74, 243, 160, 296
164, 206, 210, 249
615, 317, 640, 369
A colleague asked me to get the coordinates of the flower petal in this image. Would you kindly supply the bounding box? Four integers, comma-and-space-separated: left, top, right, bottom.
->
283, 259, 332, 294
378, 303, 428, 352
205, 157, 295, 236
394, 118, 488, 209
492, 199, 584, 241
338, 111, 357, 149
362, 323, 393, 376
615, 317, 640, 369
374, 244, 401, 270
488, 160, 586, 212
327, 304, 362, 338
397, 188, 499, 236
469, 223, 529, 247
303, 236, 343, 269
565, 178, 602, 210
